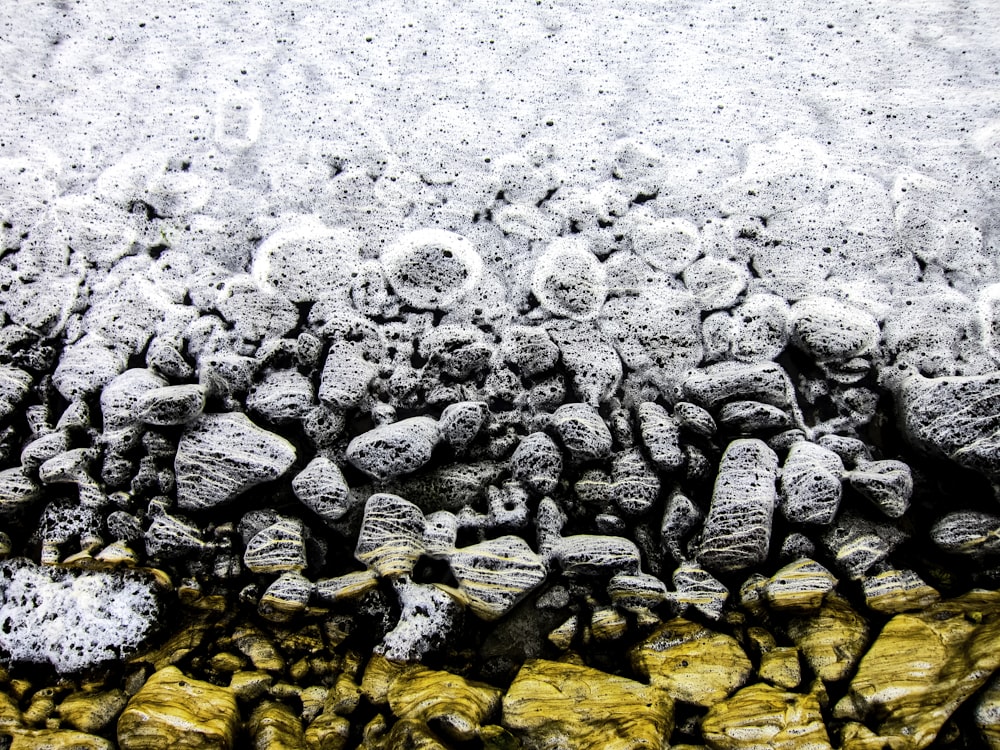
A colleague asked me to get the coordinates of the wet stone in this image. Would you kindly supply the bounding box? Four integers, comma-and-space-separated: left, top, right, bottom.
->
448, 535, 547, 620
175, 413, 296, 511
355, 494, 426, 578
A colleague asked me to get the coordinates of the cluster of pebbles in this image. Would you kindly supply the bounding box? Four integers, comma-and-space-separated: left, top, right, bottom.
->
1, 136, 1000, 749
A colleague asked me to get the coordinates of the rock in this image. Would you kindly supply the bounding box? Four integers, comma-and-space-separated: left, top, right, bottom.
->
0, 467, 41, 521
779, 441, 844, 526
57, 689, 128, 734
9, 729, 114, 750
930, 511, 1000, 556
607, 571, 669, 613
381, 229, 483, 310
717, 400, 792, 434
0, 558, 161, 673
701, 683, 832, 750
500, 326, 559, 377
318, 339, 380, 411
636, 402, 685, 473
787, 592, 869, 683
898, 371, 1000, 484
674, 401, 717, 438
244, 517, 308, 574
683, 256, 748, 311
175, 413, 296, 510
747, 628, 801, 690
355, 494, 426, 578
698, 439, 779, 573
550, 534, 641, 578
789, 296, 880, 363
144, 508, 210, 560
683, 361, 794, 410
248, 700, 304, 750
0, 365, 33, 422
531, 239, 607, 321
304, 712, 351, 750
630, 618, 752, 707
345, 417, 440, 480
53, 335, 129, 401
661, 489, 703, 561
117, 666, 239, 750
548, 324, 622, 405
630, 216, 701, 273
438, 401, 488, 451
448, 536, 547, 620
731, 293, 790, 363
764, 558, 837, 613
100, 368, 170, 431
822, 513, 905, 580
672, 561, 729, 621
291, 457, 353, 525
502, 659, 673, 750
258, 572, 314, 622
378, 579, 462, 662
136, 385, 206, 426
610, 448, 660, 515
847, 459, 913, 519
510, 432, 563, 496
252, 220, 361, 303
975, 673, 1000, 750
388, 461, 504, 514
834, 591, 1000, 749
551, 403, 613, 461
246, 370, 314, 423
861, 569, 940, 614
314, 571, 380, 605
216, 277, 298, 341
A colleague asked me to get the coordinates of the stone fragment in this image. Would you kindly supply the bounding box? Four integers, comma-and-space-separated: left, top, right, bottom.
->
552, 403, 613, 461
731, 293, 790, 362
318, 340, 379, 411
438, 401, 488, 451
764, 558, 837, 613
636, 402, 684, 472
861, 569, 940, 614
672, 561, 728, 621
355, 494, 426, 578
532, 239, 607, 321
9, 730, 114, 750
216, 277, 298, 341
500, 326, 559, 377
448, 536, 547, 620
661, 489, 702, 561
58, 689, 128, 734
789, 296, 879, 363
550, 534, 641, 577
698, 439, 778, 573
117, 666, 239, 750
701, 683, 832, 750
291, 457, 352, 525
683, 361, 794, 410
502, 659, 673, 750
136, 385, 206, 426
244, 517, 308, 574
314, 571, 379, 604
674, 401, 717, 438
378, 579, 461, 662
304, 713, 350, 750
345, 417, 440, 480
248, 700, 304, 750
930, 511, 1000, 556
822, 513, 904, 579
787, 593, 869, 683
548, 324, 622, 405
258, 572, 314, 622
747, 629, 801, 690
100, 368, 169, 431
630, 216, 701, 273
631, 618, 751, 707
246, 370, 314, 423
0, 467, 41, 521
510, 432, 563, 496
717, 400, 791, 434
175, 413, 296, 511
899, 372, 1000, 484
610, 448, 660, 515
381, 229, 483, 310
835, 591, 1000, 750
0, 365, 32, 422
252, 220, 361, 303
779, 441, 844, 526
144, 508, 209, 560
607, 571, 669, 613
847, 459, 913, 519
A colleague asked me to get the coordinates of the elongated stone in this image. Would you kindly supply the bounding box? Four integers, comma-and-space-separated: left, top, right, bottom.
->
117, 666, 239, 750
861, 569, 940, 614
448, 536, 547, 621
630, 618, 751, 707
701, 683, 832, 750
552, 403, 613, 461
698, 439, 778, 573
355, 494, 426, 578
764, 558, 837, 613
673, 561, 729, 621
779, 441, 844, 526
637, 402, 684, 472
175, 413, 296, 510
502, 659, 673, 750
345, 417, 440, 481
136, 384, 206, 426
510, 432, 563, 496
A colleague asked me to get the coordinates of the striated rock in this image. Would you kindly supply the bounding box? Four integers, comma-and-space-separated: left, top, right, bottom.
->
610, 448, 660, 515
976, 672, 1000, 750
58, 689, 128, 734
672, 561, 728, 621
764, 558, 837, 613
698, 439, 779, 573
244, 517, 307, 574
787, 592, 869, 683
136, 384, 206, 426
318, 339, 381, 411
510, 432, 563, 496
117, 666, 239, 750
822, 513, 904, 580
636, 402, 685, 473
304, 712, 350, 750
345, 417, 440, 481
355, 494, 426, 578
930, 511, 1000, 556
246, 370, 314, 423
448, 536, 547, 620
789, 296, 880, 363
9, 729, 114, 750
608, 571, 669, 613
701, 683, 832, 750
847, 459, 913, 519
779, 441, 844, 526
248, 700, 304, 750
258, 572, 314, 622
145, 508, 210, 560
548, 324, 622, 406
0, 467, 41, 521
834, 590, 1000, 749
550, 534, 641, 578
747, 628, 801, 690
175, 413, 296, 511
631, 618, 752, 707
291, 457, 353, 526
314, 570, 379, 604
899, 372, 1000, 484
552, 403, 613, 462
502, 659, 673, 750
861, 569, 940, 614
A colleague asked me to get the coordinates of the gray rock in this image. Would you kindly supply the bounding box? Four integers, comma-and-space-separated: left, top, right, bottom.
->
821, 512, 905, 579
216, 277, 299, 341
698, 438, 779, 573
291, 457, 352, 524
318, 340, 380, 411
380, 228, 483, 310
731, 293, 790, 363
779, 441, 844, 526
20, 429, 71, 470
144, 508, 210, 560
899, 372, 1000, 484
673, 560, 729, 621
511, 432, 563, 496
448, 535, 547, 620
847, 459, 913, 518
174, 413, 296, 510
378, 578, 462, 662
682, 256, 748, 311
673, 401, 717, 438
611, 448, 660, 516
438, 401, 488, 450
345, 416, 440, 480
355, 493, 426, 578
0, 467, 41, 521
0, 365, 32, 422
661, 489, 703, 562
930, 511, 1000, 556
246, 370, 314, 423
789, 296, 880, 363
419, 325, 494, 379
500, 325, 560, 377
683, 361, 794, 410
531, 239, 608, 321
548, 324, 622, 406
636, 402, 685, 473
136, 384, 207, 426
717, 400, 792, 434
552, 403, 613, 462
100, 368, 169, 432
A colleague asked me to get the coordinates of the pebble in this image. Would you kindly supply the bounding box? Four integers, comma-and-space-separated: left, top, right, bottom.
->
636, 402, 685, 473
355, 494, 427, 578
380, 229, 483, 310
135, 384, 206, 426
779, 441, 844, 526
174, 413, 296, 510
243, 516, 308, 574
531, 239, 607, 321
345, 417, 440, 481
500, 325, 560, 377
290, 457, 353, 525
548, 324, 622, 405
789, 296, 880, 363
552, 403, 613, 462
511, 431, 563, 496
448, 535, 547, 620
245, 369, 314, 423
437, 401, 488, 451
0, 365, 33, 422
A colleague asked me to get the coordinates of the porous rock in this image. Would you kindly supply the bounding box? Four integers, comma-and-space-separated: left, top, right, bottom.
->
552, 402, 613, 462
701, 683, 832, 750
510, 431, 563, 496
175, 413, 296, 510
779, 441, 844, 526
291, 456, 352, 525
448, 535, 547, 620
345, 417, 440, 480
136, 384, 206, 426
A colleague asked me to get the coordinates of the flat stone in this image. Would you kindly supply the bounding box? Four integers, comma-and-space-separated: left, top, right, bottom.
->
174, 413, 296, 510
701, 683, 832, 750
345, 417, 440, 480
136, 384, 206, 426
448, 535, 547, 620
117, 666, 239, 750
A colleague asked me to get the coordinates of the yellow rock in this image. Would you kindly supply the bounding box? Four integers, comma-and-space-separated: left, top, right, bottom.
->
764, 558, 837, 613
359, 717, 448, 750
834, 590, 1000, 749
248, 701, 304, 750
324, 673, 361, 717
232, 626, 285, 673
8, 729, 114, 750
976, 673, 1000, 749
386, 666, 502, 742
787, 593, 868, 682
22, 691, 55, 727
590, 607, 628, 641
229, 671, 274, 702
838, 722, 908, 750
117, 666, 239, 750
547, 616, 578, 650
57, 689, 128, 733
502, 658, 673, 750
129, 612, 214, 671
0, 689, 22, 727
207, 652, 247, 674
701, 682, 831, 750
630, 618, 752, 706
304, 712, 351, 750
861, 569, 940, 614
760, 648, 801, 690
